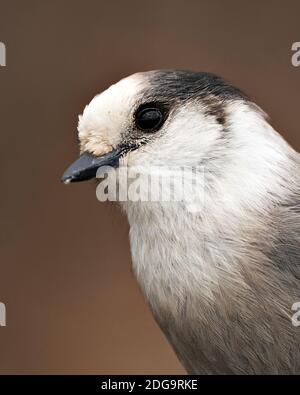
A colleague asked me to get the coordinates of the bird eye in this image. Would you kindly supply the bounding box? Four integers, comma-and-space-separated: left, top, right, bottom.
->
135, 106, 165, 132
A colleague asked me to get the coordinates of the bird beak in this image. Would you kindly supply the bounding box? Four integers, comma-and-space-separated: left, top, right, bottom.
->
61, 148, 123, 184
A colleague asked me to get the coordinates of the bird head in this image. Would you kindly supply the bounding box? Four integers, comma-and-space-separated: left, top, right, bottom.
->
62, 70, 292, 214
61, 70, 251, 182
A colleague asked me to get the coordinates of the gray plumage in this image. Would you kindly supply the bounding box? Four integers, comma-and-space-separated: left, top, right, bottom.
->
62, 70, 300, 374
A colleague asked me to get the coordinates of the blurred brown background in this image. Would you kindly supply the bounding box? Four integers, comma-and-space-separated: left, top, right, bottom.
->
0, 0, 299, 374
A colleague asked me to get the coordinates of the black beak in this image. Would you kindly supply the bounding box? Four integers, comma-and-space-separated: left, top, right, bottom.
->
61, 148, 123, 183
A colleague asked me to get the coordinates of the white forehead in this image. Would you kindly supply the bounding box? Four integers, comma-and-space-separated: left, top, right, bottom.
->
83, 74, 145, 119
78, 74, 146, 154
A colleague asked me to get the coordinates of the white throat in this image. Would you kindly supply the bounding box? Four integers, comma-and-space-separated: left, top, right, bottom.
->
121, 101, 296, 308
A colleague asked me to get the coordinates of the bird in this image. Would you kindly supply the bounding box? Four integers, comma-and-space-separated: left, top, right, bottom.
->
62, 70, 300, 374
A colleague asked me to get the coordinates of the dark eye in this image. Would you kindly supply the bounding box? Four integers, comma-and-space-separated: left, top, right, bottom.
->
135, 107, 165, 132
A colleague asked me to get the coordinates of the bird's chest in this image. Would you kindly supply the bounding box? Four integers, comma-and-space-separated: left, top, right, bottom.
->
127, 210, 221, 322
128, 217, 230, 373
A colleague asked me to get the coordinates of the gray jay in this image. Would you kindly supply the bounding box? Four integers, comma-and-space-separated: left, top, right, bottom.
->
62, 70, 300, 374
